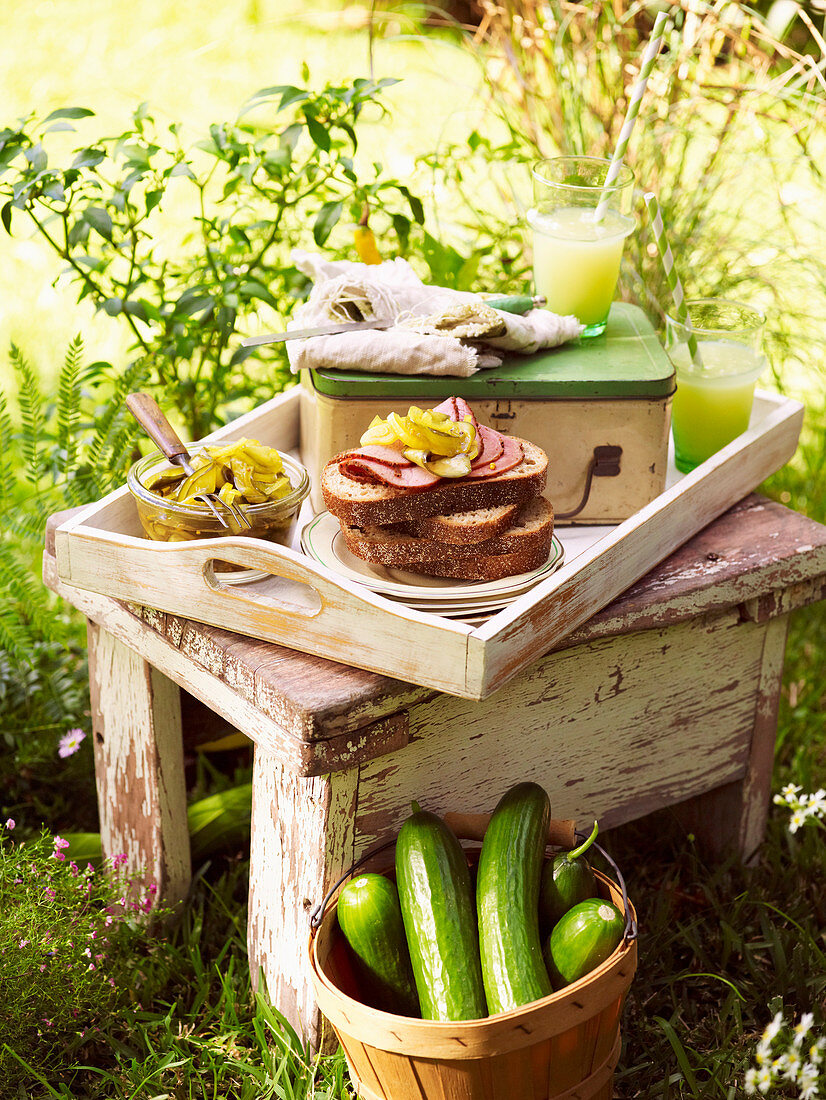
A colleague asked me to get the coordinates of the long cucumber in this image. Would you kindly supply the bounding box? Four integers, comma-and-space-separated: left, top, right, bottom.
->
337, 873, 420, 1017
395, 807, 488, 1021
477, 782, 553, 1013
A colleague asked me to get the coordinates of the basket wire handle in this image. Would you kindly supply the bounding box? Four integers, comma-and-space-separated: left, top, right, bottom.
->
310, 827, 638, 942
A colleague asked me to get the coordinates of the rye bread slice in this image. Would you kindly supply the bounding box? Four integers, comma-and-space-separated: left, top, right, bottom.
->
404, 501, 520, 545
341, 497, 554, 568
406, 538, 553, 582
321, 439, 547, 527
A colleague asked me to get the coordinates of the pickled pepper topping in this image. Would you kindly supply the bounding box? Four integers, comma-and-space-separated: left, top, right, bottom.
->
147, 439, 293, 508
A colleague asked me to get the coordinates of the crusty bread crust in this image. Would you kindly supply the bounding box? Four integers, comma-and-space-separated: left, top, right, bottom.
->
405, 539, 553, 582
321, 439, 548, 527
405, 502, 519, 545
341, 497, 554, 567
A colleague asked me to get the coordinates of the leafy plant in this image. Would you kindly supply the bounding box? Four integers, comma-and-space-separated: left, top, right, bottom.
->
0, 821, 164, 1090
0, 336, 145, 662
0, 77, 427, 439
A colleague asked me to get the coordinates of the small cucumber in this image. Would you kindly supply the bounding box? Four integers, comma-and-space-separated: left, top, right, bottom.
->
337, 873, 420, 1017
543, 898, 625, 988
477, 782, 553, 1014
539, 820, 599, 931
395, 807, 487, 1021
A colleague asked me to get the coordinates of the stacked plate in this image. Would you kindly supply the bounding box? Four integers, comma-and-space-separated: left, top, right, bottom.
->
301, 511, 565, 620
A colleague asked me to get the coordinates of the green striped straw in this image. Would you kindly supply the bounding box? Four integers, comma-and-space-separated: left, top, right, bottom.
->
594, 10, 669, 223
643, 191, 705, 369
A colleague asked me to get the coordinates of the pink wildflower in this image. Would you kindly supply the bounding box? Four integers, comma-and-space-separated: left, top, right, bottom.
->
44, 888, 55, 899
70, 862, 79, 876
4, 818, 14, 830
104, 915, 114, 927
53, 836, 70, 850
18, 939, 29, 948
52, 850, 66, 861
58, 728, 86, 758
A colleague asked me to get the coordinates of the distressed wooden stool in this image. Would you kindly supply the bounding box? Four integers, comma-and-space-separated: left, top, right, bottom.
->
44, 494, 826, 1048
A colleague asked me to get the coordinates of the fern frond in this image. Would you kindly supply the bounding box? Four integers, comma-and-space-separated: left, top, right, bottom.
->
57, 333, 84, 477
9, 343, 45, 488
0, 540, 56, 660
0, 389, 14, 515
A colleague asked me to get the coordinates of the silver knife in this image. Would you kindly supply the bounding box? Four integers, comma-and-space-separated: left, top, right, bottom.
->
241, 318, 394, 348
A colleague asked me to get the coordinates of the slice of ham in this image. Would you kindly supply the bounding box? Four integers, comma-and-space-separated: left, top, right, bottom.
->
470, 424, 504, 469
432, 395, 479, 434
466, 433, 523, 480
338, 444, 440, 490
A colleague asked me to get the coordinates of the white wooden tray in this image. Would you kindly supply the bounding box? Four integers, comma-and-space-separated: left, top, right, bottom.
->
53, 386, 803, 699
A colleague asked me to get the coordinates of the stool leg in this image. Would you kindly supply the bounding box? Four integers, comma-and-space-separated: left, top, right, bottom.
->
87, 622, 191, 905
247, 745, 357, 1052
671, 614, 790, 863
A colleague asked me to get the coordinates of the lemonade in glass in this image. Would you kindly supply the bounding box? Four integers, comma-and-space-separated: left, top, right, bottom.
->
529, 157, 635, 338
665, 300, 766, 473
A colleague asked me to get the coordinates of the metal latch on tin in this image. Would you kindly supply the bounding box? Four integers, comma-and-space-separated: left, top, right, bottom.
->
556, 445, 623, 521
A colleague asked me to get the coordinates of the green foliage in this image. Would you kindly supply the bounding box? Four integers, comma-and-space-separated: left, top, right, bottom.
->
0, 822, 167, 1091
0, 78, 427, 439
0, 337, 144, 664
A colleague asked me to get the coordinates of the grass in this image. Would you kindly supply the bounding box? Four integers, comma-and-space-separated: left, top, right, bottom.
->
2, 1, 826, 1096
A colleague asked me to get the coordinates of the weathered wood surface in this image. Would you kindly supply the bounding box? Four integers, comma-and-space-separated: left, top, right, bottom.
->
48, 389, 805, 699
247, 754, 356, 1050
350, 609, 771, 853
45, 493, 826, 768
87, 623, 191, 903
671, 613, 790, 863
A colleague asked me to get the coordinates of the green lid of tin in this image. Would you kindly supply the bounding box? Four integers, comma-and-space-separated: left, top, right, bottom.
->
309, 303, 675, 400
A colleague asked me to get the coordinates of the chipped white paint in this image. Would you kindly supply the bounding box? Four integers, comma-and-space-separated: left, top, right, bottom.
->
353, 610, 769, 853
247, 751, 356, 1048
88, 623, 190, 904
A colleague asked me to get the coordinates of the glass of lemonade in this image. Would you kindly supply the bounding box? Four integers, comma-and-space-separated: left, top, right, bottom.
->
528, 156, 635, 338
665, 299, 766, 473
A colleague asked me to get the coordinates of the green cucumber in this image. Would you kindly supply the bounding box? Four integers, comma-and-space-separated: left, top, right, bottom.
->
477, 782, 553, 1014
543, 898, 625, 988
395, 807, 487, 1021
539, 820, 599, 931
337, 873, 420, 1017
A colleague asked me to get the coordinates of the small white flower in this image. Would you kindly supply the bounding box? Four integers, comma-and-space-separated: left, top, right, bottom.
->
785, 1047, 803, 1082
810, 1041, 825, 1066
764, 1013, 785, 1043
798, 1062, 819, 1100
795, 1015, 816, 1047
790, 809, 809, 833
745, 1067, 760, 1094
807, 790, 826, 816
781, 783, 802, 800
757, 1065, 775, 1093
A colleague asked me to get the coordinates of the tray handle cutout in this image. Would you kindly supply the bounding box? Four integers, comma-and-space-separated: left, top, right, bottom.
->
556, 445, 622, 521
197, 538, 363, 621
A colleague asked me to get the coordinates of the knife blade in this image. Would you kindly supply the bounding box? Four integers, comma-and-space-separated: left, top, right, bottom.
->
240, 295, 547, 348
240, 318, 394, 347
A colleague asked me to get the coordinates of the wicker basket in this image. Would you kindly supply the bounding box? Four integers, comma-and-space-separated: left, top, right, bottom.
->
308, 833, 637, 1100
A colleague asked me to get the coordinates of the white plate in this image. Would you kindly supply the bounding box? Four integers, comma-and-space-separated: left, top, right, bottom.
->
301, 511, 565, 602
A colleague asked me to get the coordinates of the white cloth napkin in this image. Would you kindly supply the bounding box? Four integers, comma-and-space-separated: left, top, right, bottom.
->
285, 252, 583, 377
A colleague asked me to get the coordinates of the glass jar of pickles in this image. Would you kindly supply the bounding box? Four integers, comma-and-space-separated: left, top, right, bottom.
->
127, 440, 310, 571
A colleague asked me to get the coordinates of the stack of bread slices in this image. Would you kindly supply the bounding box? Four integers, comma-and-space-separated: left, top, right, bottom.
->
321, 397, 554, 582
